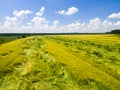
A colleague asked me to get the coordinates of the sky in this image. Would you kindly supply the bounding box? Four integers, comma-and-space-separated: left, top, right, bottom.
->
0, 0, 120, 33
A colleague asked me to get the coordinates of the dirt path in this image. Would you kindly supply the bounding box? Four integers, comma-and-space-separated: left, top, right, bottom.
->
44, 39, 120, 90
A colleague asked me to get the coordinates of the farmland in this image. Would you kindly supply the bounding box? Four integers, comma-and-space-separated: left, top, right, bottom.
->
0, 34, 120, 90
0, 36, 19, 44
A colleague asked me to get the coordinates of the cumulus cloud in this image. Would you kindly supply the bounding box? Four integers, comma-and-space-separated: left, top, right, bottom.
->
31, 17, 48, 26
102, 20, 112, 27
114, 21, 120, 26
61, 18, 120, 33
3, 10, 32, 27
87, 18, 101, 30
36, 7, 45, 16
0, 8, 120, 33
31, 7, 49, 27
13, 10, 32, 18
57, 7, 78, 15
4, 16, 18, 27
65, 21, 85, 32
53, 20, 59, 26
108, 12, 120, 19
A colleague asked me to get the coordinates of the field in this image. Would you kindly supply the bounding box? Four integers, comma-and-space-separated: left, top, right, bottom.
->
0, 34, 120, 90
0, 36, 19, 45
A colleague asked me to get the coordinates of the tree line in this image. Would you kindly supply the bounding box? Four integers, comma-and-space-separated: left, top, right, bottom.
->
106, 29, 120, 34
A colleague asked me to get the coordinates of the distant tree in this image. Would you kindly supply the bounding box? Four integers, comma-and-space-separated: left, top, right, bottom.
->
111, 29, 120, 34
106, 29, 120, 34
21, 35, 27, 38
18, 36, 21, 39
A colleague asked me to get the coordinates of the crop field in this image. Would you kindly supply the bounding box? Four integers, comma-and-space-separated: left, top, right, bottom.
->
0, 34, 120, 90
0, 36, 19, 45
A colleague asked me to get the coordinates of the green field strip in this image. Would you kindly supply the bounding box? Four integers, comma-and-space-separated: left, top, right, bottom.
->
46, 35, 120, 80
0, 37, 81, 90
62, 34, 120, 44
44, 39, 120, 90
0, 48, 24, 71
0, 36, 35, 72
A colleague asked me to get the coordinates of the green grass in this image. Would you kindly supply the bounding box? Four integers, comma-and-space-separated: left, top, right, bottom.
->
0, 37, 80, 90
0, 36, 19, 45
44, 39, 120, 90
45, 34, 120, 80
0, 34, 120, 90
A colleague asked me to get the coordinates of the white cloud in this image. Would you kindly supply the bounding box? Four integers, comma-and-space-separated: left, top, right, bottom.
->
65, 21, 85, 32
87, 18, 101, 30
3, 10, 32, 28
57, 10, 65, 15
31, 6, 49, 27
36, 7, 45, 16
57, 7, 78, 15
31, 16, 48, 26
0, 8, 120, 33
60, 18, 120, 33
27, 22, 32, 26
13, 10, 32, 19
0, 23, 1, 25
66, 7, 78, 15
102, 20, 112, 27
108, 12, 120, 19
114, 21, 120, 26
5, 16, 17, 22
53, 20, 59, 26
1, 17, 120, 33
3, 16, 18, 27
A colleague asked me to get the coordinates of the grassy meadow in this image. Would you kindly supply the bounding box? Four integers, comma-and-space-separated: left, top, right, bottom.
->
0, 34, 120, 90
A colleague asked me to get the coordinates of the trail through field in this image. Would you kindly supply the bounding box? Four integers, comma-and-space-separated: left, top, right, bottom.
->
44, 39, 120, 90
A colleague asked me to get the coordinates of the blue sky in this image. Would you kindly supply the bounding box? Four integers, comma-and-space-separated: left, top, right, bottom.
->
0, 0, 120, 33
